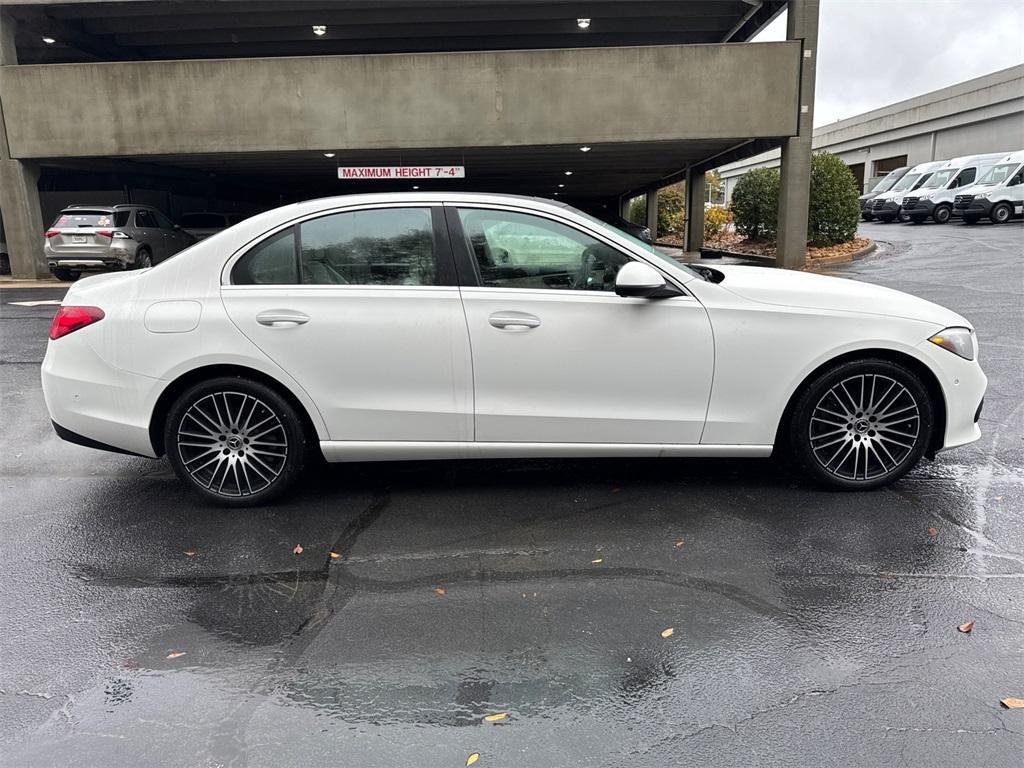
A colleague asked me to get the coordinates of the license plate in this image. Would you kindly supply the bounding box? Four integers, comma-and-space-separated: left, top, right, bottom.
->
72, 235, 87, 244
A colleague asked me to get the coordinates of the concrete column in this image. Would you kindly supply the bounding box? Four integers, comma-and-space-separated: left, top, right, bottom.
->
775, 0, 820, 269
0, 13, 49, 279
685, 169, 706, 253
0, 160, 49, 279
645, 190, 658, 241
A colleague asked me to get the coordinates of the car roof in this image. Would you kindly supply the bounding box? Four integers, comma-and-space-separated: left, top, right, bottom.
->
61, 204, 156, 212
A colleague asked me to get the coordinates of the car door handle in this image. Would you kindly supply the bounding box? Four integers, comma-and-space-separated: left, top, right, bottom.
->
488, 311, 541, 330
256, 310, 310, 327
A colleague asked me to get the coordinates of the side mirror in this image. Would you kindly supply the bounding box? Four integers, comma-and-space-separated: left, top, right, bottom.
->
615, 261, 677, 298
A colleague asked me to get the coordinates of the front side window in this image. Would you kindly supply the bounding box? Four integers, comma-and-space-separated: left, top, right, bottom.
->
457, 208, 631, 291
299, 207, 436, 286
952, 168, 976, 188
232, 227, 298, 285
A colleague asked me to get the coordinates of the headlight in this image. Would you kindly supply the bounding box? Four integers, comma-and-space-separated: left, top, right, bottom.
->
976, 190, 991, 199
920, 193, 933, 200
928, 327, 975, 360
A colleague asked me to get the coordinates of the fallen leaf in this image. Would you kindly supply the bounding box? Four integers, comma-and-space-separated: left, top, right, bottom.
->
329, 551, 341, 560
183, 549, 196, 557
434, 587, 446, 595
674, 538, 685, 549
467, 753, 480, 766
661, 628, 674, 638
927, 527, 937, 536
1000, 697, 1024, 709
958, 621, 975, 634
483, 712, 507, 722
292, 544, 303, 555
591, 558, 604, 564
166, 651, 186, 659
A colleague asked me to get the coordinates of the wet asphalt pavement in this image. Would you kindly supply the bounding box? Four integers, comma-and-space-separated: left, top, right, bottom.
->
1, 220, 1022, 767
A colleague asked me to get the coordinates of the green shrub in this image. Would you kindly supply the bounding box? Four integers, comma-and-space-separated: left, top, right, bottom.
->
730, 167, 779, 239
704, 205, 733, 239
808, 152, 861, 246
657, 184, 685, 236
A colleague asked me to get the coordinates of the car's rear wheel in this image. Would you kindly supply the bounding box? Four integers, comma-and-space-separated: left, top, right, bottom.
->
789, 359, 933, 490
52, 268, 79, 282
164, 377, 309, 506
135, 248, 153, 269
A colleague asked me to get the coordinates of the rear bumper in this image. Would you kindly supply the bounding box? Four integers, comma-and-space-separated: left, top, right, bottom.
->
47, 257, 127, 272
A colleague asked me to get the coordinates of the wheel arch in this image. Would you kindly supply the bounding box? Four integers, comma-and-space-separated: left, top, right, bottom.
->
774, 348, 947, 459
149, 363, 322, 457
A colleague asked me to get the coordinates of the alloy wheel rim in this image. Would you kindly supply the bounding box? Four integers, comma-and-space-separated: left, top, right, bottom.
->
176, 391, 288, 497
808, 374, 920, 482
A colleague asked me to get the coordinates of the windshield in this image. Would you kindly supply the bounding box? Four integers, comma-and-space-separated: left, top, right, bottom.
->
976, 162, 1020, 186
568, 206, 698, 279
920, 169, 957, 189
891, 173, 921, 192
870, 171, 902, 193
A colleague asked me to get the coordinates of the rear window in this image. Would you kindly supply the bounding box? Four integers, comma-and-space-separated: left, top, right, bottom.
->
52, 210, 114, 228
179, 213, 226, 228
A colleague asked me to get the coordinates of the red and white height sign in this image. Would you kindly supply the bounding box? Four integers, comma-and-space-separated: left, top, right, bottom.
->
337, 166, 466, 180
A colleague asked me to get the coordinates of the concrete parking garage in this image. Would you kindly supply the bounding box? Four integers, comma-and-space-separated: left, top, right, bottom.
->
0, 0, 821, 276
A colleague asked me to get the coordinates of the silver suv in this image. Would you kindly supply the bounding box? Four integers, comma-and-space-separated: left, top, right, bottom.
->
44, 204, 195, 281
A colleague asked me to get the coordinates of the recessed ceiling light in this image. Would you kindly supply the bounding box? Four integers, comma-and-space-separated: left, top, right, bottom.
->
553, 192, 559, 196
312, 25, 327, 36
323, 152, 335, 158
564, 171, 573, 176
579, 146, 592, 152
577, 18, 591, 29
42, 36, 56, 44
413, 186, 419, 190
558, 183, 565, 188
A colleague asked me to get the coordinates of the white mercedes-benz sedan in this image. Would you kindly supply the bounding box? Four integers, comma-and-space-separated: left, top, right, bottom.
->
41, 193, 986, 506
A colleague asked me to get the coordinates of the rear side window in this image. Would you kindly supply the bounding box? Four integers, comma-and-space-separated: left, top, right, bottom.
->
299, 207, 436, 286
114, 210, 131, 227
136, 210, 158, 228
232, 227, 298, 285
52, 210, 113, 228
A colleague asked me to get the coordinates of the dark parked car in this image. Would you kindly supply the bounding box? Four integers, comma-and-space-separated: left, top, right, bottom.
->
573, 203, 653, 243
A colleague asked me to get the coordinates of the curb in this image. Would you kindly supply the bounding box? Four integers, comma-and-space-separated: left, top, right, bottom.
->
803, 239, 876, 269
0, 279, 68, 288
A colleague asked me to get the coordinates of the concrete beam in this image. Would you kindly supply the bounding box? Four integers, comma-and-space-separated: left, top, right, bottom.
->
776, 0, 819, 270
685, 168, 706, 253
0, 42, 801, 159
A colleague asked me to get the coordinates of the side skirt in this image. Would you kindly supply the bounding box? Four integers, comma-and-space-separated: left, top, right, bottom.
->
319, 441, 774, 463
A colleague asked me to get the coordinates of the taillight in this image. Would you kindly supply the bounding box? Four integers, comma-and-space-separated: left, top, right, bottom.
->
49, 306, 105, 340
45, 230, 61, 238
96, 229, 112, 238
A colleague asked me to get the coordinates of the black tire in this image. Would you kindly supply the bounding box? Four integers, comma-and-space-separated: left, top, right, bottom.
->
932, 204, 952, 224
898, 211, 911, 223
164, 376, 310, 506
135, 248, 153, 270
52, 268, 79, 281
962, 215, 979, 225
991, 202, 1012, 224
862, 213, 875, 222
788, 359, 934, 491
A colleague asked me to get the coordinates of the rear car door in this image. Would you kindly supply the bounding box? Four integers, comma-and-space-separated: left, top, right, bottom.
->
221, 204, 473, 442
447, 204, 714, 444
134, 210, 166, 262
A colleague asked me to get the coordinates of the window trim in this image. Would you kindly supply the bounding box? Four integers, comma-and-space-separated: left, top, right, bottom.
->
444, 202, 690, 297
223, 203, 458, 288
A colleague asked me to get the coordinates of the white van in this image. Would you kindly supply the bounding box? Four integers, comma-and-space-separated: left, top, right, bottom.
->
865, 160, 945, 222
901, 153, 1010, 224
953, 150, 1024, 224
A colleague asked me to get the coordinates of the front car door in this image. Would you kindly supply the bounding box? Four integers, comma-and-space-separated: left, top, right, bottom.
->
446, 203, 714, 445
221, 204, 473, 443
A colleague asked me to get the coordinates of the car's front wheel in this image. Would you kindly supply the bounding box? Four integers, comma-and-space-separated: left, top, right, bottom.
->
789, 359, 933, 490
991, 202, 1012, 224
164, 377, 309, 506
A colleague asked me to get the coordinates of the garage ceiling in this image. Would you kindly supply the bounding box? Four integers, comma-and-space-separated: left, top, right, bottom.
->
9, 0, 786, 63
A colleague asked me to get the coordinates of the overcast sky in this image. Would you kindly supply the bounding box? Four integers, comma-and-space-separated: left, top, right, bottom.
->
754, 0, 1024, 127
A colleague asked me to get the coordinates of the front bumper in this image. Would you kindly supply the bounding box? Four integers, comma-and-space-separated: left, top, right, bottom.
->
870, 200, 901, 219
915, 338, 987, 452
900, 197, 935, 218
954, 195, 993, 217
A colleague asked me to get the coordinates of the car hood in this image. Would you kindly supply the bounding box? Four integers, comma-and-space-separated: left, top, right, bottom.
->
712, 266, 969, 327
